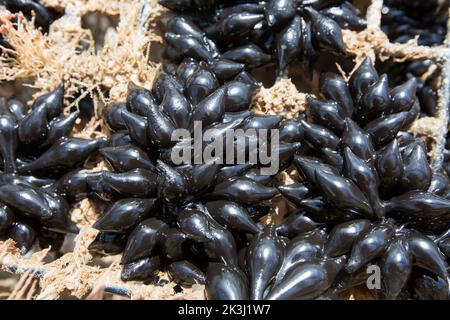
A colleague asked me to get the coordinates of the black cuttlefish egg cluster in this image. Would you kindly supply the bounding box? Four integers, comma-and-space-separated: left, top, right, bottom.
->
0, 86, 102, 254
377, 59, 440, 118
381, 0, 448, 46
158, 0, 366, 76
89, 55, 303, 283
88, 25, 450, 298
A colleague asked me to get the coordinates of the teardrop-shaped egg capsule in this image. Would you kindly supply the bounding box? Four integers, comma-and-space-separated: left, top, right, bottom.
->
176, 58, 199, 84
221, 44, 271, 68
0, 183, 52, 219
104, 103, 127, 131
189, 161, 220, 195
177, 209, 212, 242
87, 169, 158, 198
0, 114, 18, 173
18, 137, 100, 174
360, 74, 390, 120
100, 145, 155, 172
216, 164, 253, 184
192, 87, 226, 127
242, 114, 283, 131
247, 224, 284, 300
265, 0, 296, 26
146, 104, 176, 148
42, 111, 79, 147
0, 204, 14, 235
159, 227, 187, 260
223, 81, 253, 112
375, 139, 403, 187
364, 112, 409, 147
160, 85, 192, 130
349, 56, 378, 103
168, 260, 206, 286
165, 33, 213, 62
319, 72, 354, 118
121, 256, 161, 281
266, 257, 344, 300
278, 183, 310, 206
276, 211, 322, 238
120, 110, 149, 147
209, 59, 244, 82
164, 16, 205, 41
6, 99, 28, 120
152, 74, 184, 103
235, 70, 260, 89
407, 231, 448, 279
321, 148, 343, 169
300, 119, 340, 150
343, 148, 384, 217
205, 263, 249, 300
294, 155, 340, 188
400, 143, 431, 192
345, 222, 395, 273
324, 219, 372, 257
156, 160, 189, 204
306, 95, 345, 133
186, 66, 219, 105
93, 198, 157, 233
385, 191, 450, 220
208, 12, 265, 39
32, 84, 64, 120
303, 7, 346, 55
126, 82, 157, 117
208, 177, 278, 205
278, 119, 303, 143
316, 170, 373, 216
40, 191, 79, 234
274, 229, 327, 285
302, 19, 318, 60
88, 231, 127, 255
121, 218, 167, 264
218, 2, 265, 19
204, 222, 239, 266
390, 77, 417, 113
321, 2, 367, 30
381, 236, 412, 300
340, 118, 375, 161
275, 15, 302, 76
205, 200, 259, 234
243, 169, 274, 185
428, 169, 449, 196
9, 222, 36, 254
401, 99, 420, 130
18, 103, 48, 145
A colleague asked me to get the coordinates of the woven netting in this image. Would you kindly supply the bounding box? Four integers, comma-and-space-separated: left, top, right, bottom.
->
0, 0, 449, 300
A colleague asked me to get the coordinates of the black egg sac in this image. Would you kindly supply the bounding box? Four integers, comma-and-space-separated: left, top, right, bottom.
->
273, 56, 450, 300
89, 58, 307, 283
159, 0, 366, 76
381, 0, 448, 46
0, 86, 102, 254
377, 59, 440, 117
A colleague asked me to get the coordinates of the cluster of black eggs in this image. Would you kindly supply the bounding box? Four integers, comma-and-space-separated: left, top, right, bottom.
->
159, 0, 366, 76
86, 54, 450, 299
381, 0, 448, 46
89, 53, 306, 283
0, 86, 103, 254
274, 57, 450, 299
377, 59, 440, 118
